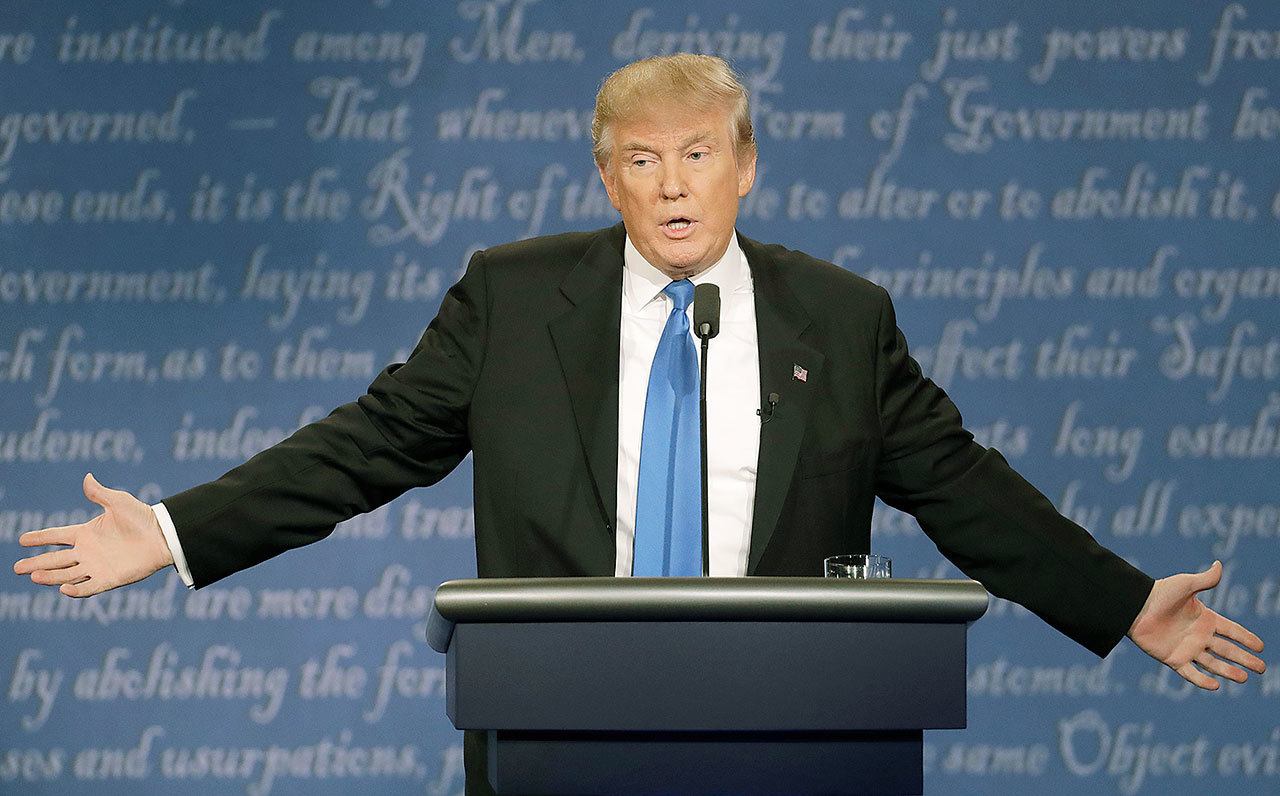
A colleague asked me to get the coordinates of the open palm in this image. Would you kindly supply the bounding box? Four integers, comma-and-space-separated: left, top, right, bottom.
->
1127, 561, 1266, 690
12, 473, 173, 597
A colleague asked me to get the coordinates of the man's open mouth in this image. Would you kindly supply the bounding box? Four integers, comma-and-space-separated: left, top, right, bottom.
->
665, 217, 693, 229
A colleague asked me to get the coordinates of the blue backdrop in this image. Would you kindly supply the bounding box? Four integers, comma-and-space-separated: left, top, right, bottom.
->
2, 2, 1278, 793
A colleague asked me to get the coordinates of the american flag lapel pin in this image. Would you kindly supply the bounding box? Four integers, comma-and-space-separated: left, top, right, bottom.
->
793, 363, 808, 382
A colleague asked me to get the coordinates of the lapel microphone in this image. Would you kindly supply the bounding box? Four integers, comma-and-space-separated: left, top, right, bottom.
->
758, 392, 780, 423
693, 283, 720, 578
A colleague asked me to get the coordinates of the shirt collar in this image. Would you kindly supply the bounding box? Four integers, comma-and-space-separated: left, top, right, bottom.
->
622, 230, 750, 313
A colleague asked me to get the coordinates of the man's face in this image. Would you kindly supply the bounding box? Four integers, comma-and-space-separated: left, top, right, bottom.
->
597, 103, 757, 280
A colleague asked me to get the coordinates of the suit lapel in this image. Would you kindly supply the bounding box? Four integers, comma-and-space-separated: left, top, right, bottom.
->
740, 233, 824, 574
548, 223, 625, 543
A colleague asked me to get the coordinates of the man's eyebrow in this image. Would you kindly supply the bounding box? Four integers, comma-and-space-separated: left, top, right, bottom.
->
620, 130, 717, 153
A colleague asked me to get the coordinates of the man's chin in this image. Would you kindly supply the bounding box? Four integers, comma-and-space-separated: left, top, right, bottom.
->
651, 243, 716, 279
656, 258, 709, 280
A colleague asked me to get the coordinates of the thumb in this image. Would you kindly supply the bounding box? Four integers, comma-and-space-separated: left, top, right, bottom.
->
1189, 560, 1223, 594
83, 472, 113, 509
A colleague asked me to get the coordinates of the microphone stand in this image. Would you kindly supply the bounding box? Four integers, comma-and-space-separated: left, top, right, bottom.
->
698, 332, 710, 577
693, 283, 720, 578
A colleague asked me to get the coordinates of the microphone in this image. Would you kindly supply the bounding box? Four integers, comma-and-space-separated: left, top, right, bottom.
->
694, 283, 720, 340
758, 392, 780, 423
693, 283, 720, 577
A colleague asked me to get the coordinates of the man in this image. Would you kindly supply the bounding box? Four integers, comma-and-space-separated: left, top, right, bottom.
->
13, 53, 1265, 789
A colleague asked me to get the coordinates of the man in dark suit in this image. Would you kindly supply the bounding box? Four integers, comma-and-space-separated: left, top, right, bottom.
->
14, 53, 1265, 789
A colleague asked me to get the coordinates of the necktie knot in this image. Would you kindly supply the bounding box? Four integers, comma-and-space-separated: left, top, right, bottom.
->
663, 279, 695, 313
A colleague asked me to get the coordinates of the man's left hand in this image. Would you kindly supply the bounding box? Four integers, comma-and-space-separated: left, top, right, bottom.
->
1127, 560, 1266, 690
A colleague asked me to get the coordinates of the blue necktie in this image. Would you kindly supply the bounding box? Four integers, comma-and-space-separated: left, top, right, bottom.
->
633, 279, 702, 576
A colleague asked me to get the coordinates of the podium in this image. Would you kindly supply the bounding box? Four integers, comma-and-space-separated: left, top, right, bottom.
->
427, 577, 988, 795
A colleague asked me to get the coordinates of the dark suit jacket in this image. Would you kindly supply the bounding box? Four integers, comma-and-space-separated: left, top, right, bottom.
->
167, 221, 1152, 652
166, 221, 1153, 793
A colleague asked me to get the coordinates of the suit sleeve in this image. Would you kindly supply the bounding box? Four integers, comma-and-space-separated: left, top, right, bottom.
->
162, 251, 491, 588
869, 286, 1153, 657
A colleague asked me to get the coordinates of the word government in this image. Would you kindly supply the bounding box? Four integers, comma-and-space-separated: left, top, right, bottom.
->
0, 264, 218, 305
943, 76, 1208, 154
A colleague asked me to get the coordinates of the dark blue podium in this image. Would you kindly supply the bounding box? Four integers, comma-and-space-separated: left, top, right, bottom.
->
427, 577, 988, 795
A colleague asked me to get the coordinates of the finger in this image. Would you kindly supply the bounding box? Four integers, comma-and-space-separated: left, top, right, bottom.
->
30, 564, 88, 587
1195, 650, 1248, 684
17, 525, 76, 548
1175, 661, 1219, 691
1210, 635, 1267, 674
60, 578, 98, 598
1214, 614, 1266, 654
13, 549, 79, 575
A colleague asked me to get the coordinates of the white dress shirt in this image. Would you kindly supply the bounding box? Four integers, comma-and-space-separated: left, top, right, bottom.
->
615, 232, 760, 576
155, 230, 761, 586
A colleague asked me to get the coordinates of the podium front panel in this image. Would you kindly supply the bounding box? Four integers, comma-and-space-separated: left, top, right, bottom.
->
487, 729, 924, 795
448, 619, 966, 731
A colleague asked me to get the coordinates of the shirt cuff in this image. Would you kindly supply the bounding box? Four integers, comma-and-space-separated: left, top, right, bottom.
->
152, 502, 194, 589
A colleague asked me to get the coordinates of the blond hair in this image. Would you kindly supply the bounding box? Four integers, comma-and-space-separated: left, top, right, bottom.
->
591, 54, 756, 169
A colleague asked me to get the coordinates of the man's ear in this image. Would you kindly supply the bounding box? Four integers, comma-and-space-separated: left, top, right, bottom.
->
596, 160, 622, 211
737, 149, 758, 198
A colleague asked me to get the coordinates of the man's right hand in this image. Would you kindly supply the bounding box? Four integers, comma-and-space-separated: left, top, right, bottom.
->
12, 473, 174, 597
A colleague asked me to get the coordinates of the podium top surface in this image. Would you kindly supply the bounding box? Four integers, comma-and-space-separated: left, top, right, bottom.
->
427, 577, 988, 653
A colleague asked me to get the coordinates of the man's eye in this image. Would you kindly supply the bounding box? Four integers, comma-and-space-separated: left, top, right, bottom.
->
632, 158, 651, 168
689, 152, 706, 161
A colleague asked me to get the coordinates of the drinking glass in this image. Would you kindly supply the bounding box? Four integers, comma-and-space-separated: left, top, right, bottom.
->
823, 554, 892, 579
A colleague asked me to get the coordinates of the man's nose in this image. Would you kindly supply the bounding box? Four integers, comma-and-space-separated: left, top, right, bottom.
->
658, 163, 689, 199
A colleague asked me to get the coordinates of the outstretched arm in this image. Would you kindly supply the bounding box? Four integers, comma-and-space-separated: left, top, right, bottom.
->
869, 286, 1154, 656
867, 287, 1267, 672
13, 473, 173, 597
14, 248, 489, 593
1127, 560, 1266, 690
